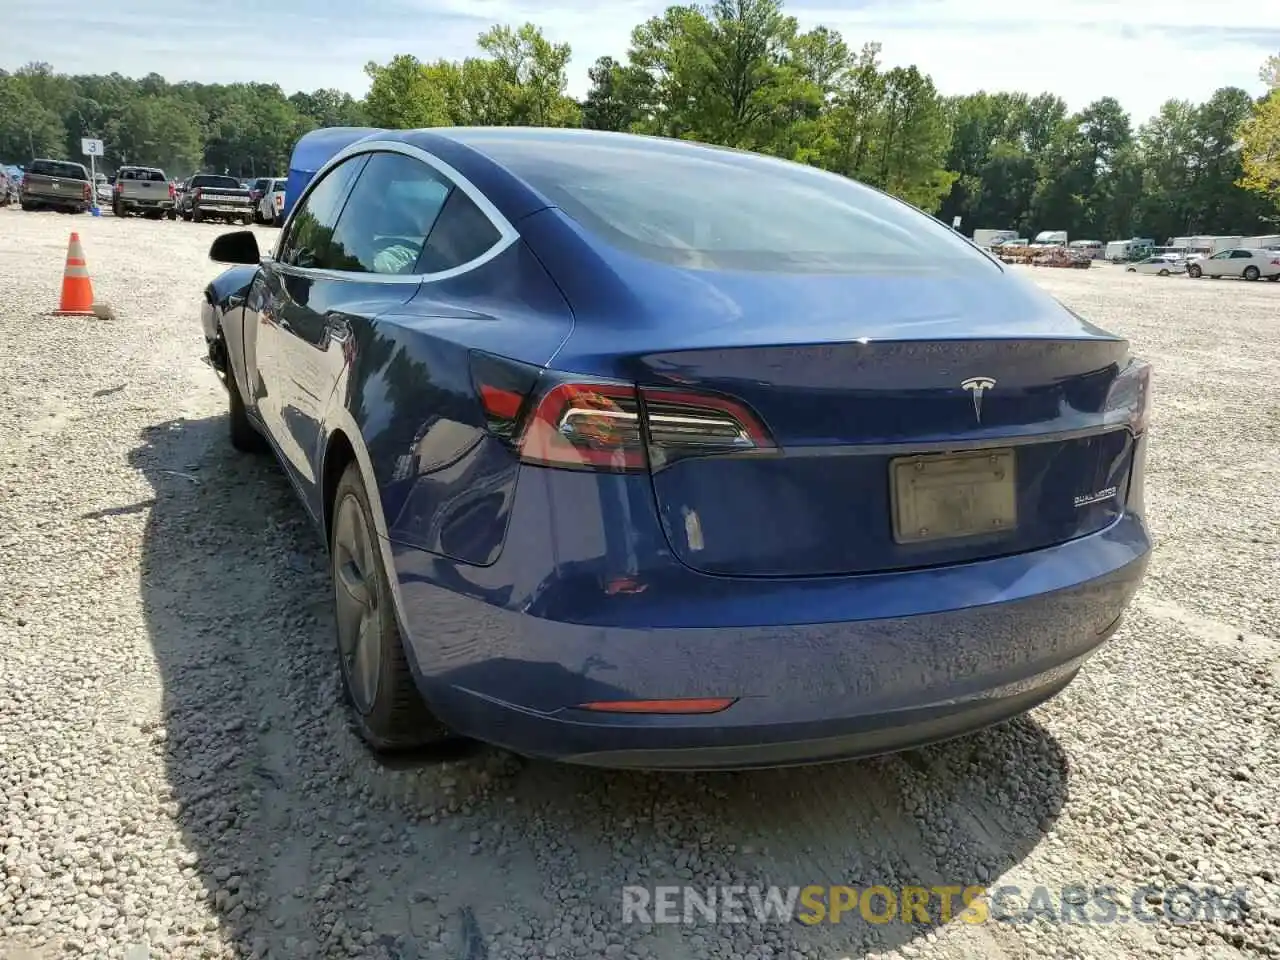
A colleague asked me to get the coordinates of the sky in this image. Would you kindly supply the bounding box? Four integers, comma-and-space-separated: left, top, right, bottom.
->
5, 0, 1278, 125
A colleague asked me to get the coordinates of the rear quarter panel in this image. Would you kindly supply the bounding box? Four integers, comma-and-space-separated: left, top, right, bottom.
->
325, 239, 574, 566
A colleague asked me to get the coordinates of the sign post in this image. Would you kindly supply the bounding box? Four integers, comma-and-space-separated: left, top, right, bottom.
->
81, 138, 104, 215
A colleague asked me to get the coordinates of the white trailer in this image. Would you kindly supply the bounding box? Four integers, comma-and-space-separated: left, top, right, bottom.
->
973, 229, 1018, 248
1187, 236, 1242, 256
1033, 230, 1068, 247
1241, 235, 1280, 249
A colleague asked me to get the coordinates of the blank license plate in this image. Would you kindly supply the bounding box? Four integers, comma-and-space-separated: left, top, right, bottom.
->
890, 449, 1017, 544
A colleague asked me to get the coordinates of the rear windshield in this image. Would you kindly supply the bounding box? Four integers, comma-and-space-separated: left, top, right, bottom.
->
191, 175, 241, 188
29, 160, 88, 180
120, 169, 167, 181
272, 180, 287, 190
460, 133, 994, 273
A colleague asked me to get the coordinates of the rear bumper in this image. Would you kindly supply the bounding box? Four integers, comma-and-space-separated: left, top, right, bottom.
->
389, 473, 1151, 769
118, 197, 173, 210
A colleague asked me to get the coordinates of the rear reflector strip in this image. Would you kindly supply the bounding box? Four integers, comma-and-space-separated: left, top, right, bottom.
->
577, 698, 736, 715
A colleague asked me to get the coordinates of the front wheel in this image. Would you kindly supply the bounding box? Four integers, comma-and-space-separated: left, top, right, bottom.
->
224, 359, 268, 453
1243, 266, 1260, 281
166, 209, 177, 220
1126, 267, 1136, 273
1158, 269, 1170, 276
1188, 264, 1202, 278
330, 463, 454, 754
191, 209, 203, 223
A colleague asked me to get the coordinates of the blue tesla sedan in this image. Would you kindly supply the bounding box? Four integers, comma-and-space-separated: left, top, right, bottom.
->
200, 126, 1152, 769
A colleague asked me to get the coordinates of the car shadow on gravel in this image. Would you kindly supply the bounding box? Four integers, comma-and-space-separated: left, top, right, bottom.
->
133, 411, 1070, 960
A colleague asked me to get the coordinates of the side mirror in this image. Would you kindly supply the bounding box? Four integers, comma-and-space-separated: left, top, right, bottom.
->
210, 230, 260, 265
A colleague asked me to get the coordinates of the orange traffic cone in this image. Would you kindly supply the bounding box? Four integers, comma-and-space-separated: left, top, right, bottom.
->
55, 232, 96, 316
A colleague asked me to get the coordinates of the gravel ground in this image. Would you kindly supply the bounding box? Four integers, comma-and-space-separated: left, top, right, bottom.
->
1, 210, 1277, 960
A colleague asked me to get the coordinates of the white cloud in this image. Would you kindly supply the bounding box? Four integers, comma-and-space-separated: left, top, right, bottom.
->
3, 0, 1275, 125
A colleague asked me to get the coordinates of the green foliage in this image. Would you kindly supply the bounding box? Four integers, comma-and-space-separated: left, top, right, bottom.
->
1, 13, 1276, 236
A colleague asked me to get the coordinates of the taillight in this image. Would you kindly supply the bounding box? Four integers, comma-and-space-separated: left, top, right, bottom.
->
470, 352, 776, 473
194, 188, 203, 200
83, 183, 92, 200
1104, 359, 1152, 434
114, 182, 124, 194
275, 193, 284, 210
168, 182, 175, 199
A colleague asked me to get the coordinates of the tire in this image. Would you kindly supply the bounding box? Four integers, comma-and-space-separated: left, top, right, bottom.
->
112, 201, 123, 218
225, 360, 268, 453
166, 209, 177, 220
20, 200, 35, 212
1243, 266, 1260, 281
1158, 269, 1170, 276
241, 214, 252, 226
330, 462, 454, 753
1126, 267, 1136, 273
1188, 264, 1202, 278
253, 209, 263, 224
192, 209, 203, 223
181, 209, 192, 221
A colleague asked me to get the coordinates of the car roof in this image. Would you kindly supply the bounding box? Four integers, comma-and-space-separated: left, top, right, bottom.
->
375, 126, 819, 225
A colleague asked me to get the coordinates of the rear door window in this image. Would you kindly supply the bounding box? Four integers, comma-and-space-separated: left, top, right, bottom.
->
417, 189, 502, 274
325, 152, 452, 275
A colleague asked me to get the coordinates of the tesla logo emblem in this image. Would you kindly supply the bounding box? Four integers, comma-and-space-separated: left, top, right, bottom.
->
961, 377, 997, 423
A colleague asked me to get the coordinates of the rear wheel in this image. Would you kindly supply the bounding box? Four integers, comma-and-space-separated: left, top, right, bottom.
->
241, 214, 252, 226
1126, 267, 1136, 273
1188, 264, 1202, 278
191, 209, 203, 223
330, 463, 453, 753
166, 209, 177, 220
19, 200, 35, 212
1158, 269, 1170, 276
1243, 266, 1260, 281
181, 209, 192, 222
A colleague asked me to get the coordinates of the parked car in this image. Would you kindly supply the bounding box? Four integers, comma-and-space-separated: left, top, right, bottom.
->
199, 128, 1153, 768
19, 158, 93, 213
1186, 248, 1280, 281
176, 174, 253, 224
257, 178, 288, 225
247, 177, 271, 218
1125, 255, 1186, 277
112, 165, 176, 219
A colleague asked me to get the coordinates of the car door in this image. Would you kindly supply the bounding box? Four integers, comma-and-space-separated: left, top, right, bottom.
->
255, 154, 368, 485
1203, 251, 1232, 277
1228, 249, 1255, 276
267, 149, 456, 503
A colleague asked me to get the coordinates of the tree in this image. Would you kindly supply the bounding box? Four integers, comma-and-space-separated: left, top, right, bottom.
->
1, 6, 1275, 239
0, 74, 66, 159
1238, 55, 1280, 213
363, 55, 449, 129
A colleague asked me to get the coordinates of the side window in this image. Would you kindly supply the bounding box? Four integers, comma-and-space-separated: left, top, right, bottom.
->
417, 188, 503, 274
325, 152, 452, 275
278, 155, 368, 269
1231, 250, 1252, 258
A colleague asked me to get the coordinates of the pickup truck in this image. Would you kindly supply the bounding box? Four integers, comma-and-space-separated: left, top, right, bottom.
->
177, 174, 254, 225
112, 166, 176, 219
19, 158, 93, 213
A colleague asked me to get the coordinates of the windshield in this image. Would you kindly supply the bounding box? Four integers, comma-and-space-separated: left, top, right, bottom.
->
457, 132, 996, 274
